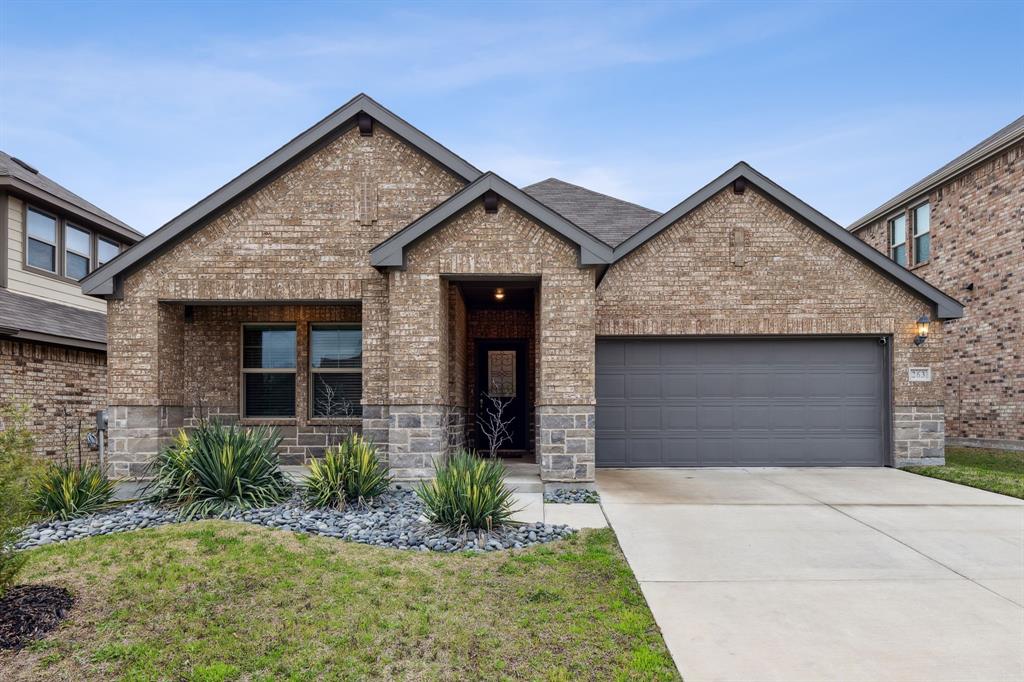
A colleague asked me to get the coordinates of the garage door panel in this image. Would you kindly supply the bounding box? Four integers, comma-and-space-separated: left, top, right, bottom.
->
597, 338, 886, 468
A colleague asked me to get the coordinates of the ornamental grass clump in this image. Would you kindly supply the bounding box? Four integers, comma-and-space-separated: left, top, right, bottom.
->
145, 420, 290, 519
416, 450, 519, 532
33, 463, 114, 521
303, 434, 390, 509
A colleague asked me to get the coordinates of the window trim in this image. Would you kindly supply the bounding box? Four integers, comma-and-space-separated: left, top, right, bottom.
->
21, 201, 124, 284
308, 322, 363, 421
887, 210, 908, 267
239, 322, 298, 420
25, 205, 59, 274
64, 222, 92, 281
911, 201, 931, 267
97, 235, 122, 266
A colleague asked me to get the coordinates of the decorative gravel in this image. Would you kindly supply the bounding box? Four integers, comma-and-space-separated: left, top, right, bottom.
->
16, 491, 575, 553
544, 488, 600, 504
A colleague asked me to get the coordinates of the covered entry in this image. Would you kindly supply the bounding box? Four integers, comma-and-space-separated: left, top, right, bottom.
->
596, 337, 889, 467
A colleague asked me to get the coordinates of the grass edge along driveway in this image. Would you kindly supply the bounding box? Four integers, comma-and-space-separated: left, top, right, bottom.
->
0, 522, 680, 682
905, 446, 1023, 500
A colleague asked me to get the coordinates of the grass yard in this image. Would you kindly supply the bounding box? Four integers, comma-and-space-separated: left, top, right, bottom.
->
0, 523, 679, 682
905, 446, 1024, 499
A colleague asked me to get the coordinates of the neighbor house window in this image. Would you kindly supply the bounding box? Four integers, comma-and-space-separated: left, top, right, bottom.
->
97, 237, 121, 266
26, 207, 58, 272
310, 325, 362, 418
888, 213, 907, 266
65, 223, 92, 280
913, 202, 930, 264
241, 325, 296, 418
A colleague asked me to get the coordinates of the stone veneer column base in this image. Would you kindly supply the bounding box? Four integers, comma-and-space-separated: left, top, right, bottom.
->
362, 405, 391, 467
387, 405, 445, 481
446, 406, 468, 452
107, 405, 184, 479
537, 405, 595, 482
893, 405, 945, 467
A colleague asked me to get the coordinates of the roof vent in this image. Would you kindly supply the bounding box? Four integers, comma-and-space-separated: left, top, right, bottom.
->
357, 112, 373, 136
732, 178, 746, 195
11, 157, 39, 174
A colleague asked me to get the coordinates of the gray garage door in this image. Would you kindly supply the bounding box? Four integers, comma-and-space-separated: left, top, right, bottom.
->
596, 338, 887, 467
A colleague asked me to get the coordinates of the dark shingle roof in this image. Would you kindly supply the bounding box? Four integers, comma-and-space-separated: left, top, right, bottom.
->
0, 150, 142, 239
0, 289, 107, 347
522, 178, 660, 247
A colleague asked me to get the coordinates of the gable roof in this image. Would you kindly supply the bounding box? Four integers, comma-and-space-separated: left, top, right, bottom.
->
81, 93, 483, 296
0, 288, 107, 350
522, 178, 661, 247
1, 150, 141, 242
849, 114, 1024, 231
370, 172, 614, 267
612, 162, 964, 319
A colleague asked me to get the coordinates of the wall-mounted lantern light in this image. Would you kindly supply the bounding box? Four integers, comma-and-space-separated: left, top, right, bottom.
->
914, 314, 930, 346
494, 287, 505, 301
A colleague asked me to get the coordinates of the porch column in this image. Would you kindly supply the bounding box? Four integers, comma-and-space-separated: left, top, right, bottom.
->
536, 270, 597, 483
106, 300, 185, 478
385, 271, 447, 480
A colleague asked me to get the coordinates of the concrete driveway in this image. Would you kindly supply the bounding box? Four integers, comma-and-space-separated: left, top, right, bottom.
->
598, 467, 1024, 682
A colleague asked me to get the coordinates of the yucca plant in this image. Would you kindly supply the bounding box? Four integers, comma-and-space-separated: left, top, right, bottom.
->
416, 449, 519, 532
303, 434, 390, 509
33, 463, 115, 521
145, 420, 290, 519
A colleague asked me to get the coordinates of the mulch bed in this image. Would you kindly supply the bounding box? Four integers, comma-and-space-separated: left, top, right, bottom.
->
0, 585, 75, 650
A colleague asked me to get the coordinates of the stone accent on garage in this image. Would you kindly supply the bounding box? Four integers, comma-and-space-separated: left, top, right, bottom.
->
894, 406, 946, 467
388, 405, 445, 481
537, 405, 595, 482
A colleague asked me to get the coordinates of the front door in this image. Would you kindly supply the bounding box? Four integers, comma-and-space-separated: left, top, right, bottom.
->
476, 341, 527, 452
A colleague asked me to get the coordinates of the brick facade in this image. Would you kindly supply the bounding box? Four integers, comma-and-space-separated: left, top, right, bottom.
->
596, 186, 945, 467
0, 339, 107, 464
853, 140, 1022, 448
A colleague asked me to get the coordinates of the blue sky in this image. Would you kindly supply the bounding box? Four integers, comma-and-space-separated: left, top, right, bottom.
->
1, 1, 1021, 234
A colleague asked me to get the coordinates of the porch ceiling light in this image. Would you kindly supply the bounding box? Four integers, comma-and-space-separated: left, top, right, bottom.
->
494, 287, 505, 301
914, 314, 930, 346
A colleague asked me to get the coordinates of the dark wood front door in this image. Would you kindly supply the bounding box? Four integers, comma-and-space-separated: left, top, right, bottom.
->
476, 340, 527, 451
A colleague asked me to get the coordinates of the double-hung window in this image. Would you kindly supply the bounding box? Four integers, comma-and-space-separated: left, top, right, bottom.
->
26, 207, 58, 272
310, 325, 362, 418
98, 237, 121, 266
912, 202, 930, 264
888, 213, 907, 266
241, 325, 296, 418
65, 223, 92, 280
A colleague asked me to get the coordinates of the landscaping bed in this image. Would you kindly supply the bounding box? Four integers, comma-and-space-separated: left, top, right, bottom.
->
905, 446, 1024, 499
0, 523, 680, 680
16, 492, 574, 552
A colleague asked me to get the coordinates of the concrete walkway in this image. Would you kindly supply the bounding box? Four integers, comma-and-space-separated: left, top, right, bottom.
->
598, 467, 1024, 682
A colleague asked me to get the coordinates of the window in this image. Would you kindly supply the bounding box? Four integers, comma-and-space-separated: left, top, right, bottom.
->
65, 223, 91, 280
98, 237, 120, 266
310, 325, 362, 418
241, 325, 296, 418
888, 213, 907, 266
913, 202, 930, 264
26, 207, 58, 272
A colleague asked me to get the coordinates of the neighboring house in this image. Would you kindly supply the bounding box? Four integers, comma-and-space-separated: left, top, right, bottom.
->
0, 151, 142, 461
81, 94, 963, 481
849, 116, 1023, 451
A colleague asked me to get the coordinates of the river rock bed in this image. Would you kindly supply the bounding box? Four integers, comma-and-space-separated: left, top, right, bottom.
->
544, 488, 600, 504
17, 491, 574, 552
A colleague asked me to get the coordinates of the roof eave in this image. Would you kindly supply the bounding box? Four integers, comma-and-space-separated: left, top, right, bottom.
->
0, 177, 141, 243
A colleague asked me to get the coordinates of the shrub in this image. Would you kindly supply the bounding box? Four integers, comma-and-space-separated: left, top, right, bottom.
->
303, 434, 390, 509
416, 450, 519, 532
33, 463, 115, 521
1, 404, 42, 596
145, 420, 291, 519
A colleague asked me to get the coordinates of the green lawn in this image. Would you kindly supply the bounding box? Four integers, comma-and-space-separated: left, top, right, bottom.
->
0, 523, 679, 682
905, 446, 1024, 499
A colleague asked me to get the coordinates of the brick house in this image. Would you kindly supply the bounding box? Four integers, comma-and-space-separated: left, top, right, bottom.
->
81, 95, 963, 482
849, 116, 1023, 451
1, 151, 141, 461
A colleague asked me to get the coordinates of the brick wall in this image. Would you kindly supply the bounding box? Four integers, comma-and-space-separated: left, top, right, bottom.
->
597, 186, 946, 466
0, 339, 107, 463
854, 140, 1022, 447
